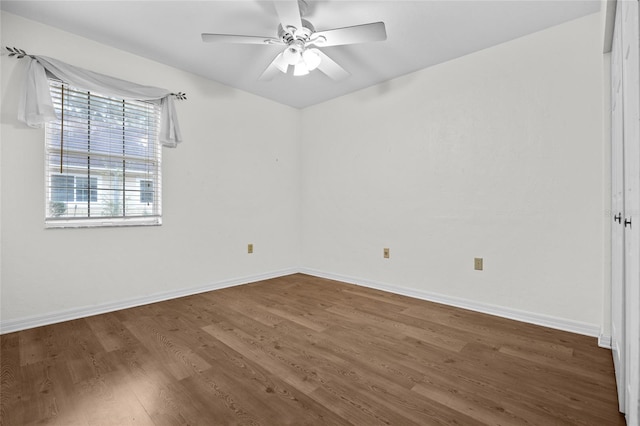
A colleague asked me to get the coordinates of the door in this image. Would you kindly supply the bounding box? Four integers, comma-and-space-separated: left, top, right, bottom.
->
621, 0, 640, 421
611, 0, 625, 411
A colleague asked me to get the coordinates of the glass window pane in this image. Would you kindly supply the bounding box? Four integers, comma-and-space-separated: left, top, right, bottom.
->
140, 180, 153, 203
45, 81, 161, 227
51, 175, 75, 202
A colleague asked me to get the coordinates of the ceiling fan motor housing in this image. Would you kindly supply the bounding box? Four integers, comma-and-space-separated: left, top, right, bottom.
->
279, 18, 317, 67
278, 18, 315, 44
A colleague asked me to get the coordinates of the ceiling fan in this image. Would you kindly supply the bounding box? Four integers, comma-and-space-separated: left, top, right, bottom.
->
201, 0, 387, 81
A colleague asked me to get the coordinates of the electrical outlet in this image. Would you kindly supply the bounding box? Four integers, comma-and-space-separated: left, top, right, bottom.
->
384, 248, 390, 259
474, 257, 483, 270
248, 243, 253, 254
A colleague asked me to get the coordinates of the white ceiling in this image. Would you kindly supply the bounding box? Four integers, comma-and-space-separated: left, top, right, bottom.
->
1, 0, 601, 108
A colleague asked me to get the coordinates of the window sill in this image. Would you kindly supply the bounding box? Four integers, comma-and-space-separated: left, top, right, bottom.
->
45, 216, 162, 229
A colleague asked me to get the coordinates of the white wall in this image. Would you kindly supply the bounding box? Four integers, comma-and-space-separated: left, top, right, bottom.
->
0, 12, 301, 327
300, 12, 606, 331
1, 11, 609, 337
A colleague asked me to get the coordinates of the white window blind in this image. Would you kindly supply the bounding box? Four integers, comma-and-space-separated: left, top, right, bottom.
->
45, 80, 162, 228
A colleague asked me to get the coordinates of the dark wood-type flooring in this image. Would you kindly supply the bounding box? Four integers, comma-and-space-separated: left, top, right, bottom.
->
0, 274, 626, 425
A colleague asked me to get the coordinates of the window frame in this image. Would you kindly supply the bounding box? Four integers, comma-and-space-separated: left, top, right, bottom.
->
44, 80, 162, 229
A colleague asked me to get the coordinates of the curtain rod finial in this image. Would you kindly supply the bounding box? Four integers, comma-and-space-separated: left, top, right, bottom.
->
4, 46, 35, 60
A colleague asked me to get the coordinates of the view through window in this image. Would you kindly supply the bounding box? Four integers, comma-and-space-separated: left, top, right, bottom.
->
45, 80, 162, 227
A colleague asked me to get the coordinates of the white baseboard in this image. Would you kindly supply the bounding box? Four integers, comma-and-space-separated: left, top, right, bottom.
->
299, 268, 602, 339
0, 268, 298, 334
0, 267, 604, 340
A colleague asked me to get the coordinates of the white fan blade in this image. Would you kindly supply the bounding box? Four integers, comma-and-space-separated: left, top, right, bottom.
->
274, 0, 302, 32
259, 52, 289, 81
202, 33, 282, 45
316, 50, 349, 80
312, 22, 387, 47
273, 51, 290, 73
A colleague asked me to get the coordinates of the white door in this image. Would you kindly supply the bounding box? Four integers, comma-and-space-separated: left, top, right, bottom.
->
621, 0, 640, 422
611, 0, 626, 411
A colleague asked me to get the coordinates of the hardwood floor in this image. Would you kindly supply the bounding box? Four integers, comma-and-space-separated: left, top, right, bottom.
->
1, 274, 626, 425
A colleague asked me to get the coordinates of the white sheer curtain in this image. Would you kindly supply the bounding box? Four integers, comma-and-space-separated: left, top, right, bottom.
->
18, 55, 182, 147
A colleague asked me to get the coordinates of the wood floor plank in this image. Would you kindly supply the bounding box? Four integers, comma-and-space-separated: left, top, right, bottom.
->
181, 357, 346, 426
70, 367, 155, 426
111, 345, 210, 426
325, 304, 468, 353
262, 305, 329, 332
123, 317, 212, 381
401, 304, 578, 357
0, 274, 626, 425
457, 342, 621, 423
19, 360, 78, 424
84, 314, 142, 353
202, 322, 321, 395
1, 334, 24, 426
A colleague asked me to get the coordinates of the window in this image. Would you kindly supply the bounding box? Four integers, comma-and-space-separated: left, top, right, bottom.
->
50, 174, 75, 202
140, 179, 154, 204
76, 176, 98, 202
50, 174, 98, 203
45, 80, 162, 227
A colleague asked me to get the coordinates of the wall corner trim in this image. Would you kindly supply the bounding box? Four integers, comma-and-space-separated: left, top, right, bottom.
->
598, 333, 613, 349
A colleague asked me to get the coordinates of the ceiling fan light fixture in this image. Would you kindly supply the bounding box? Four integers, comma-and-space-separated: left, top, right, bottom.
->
302, 48, 321, 71
283, 44, 303, 65
293, 61, 310, 76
